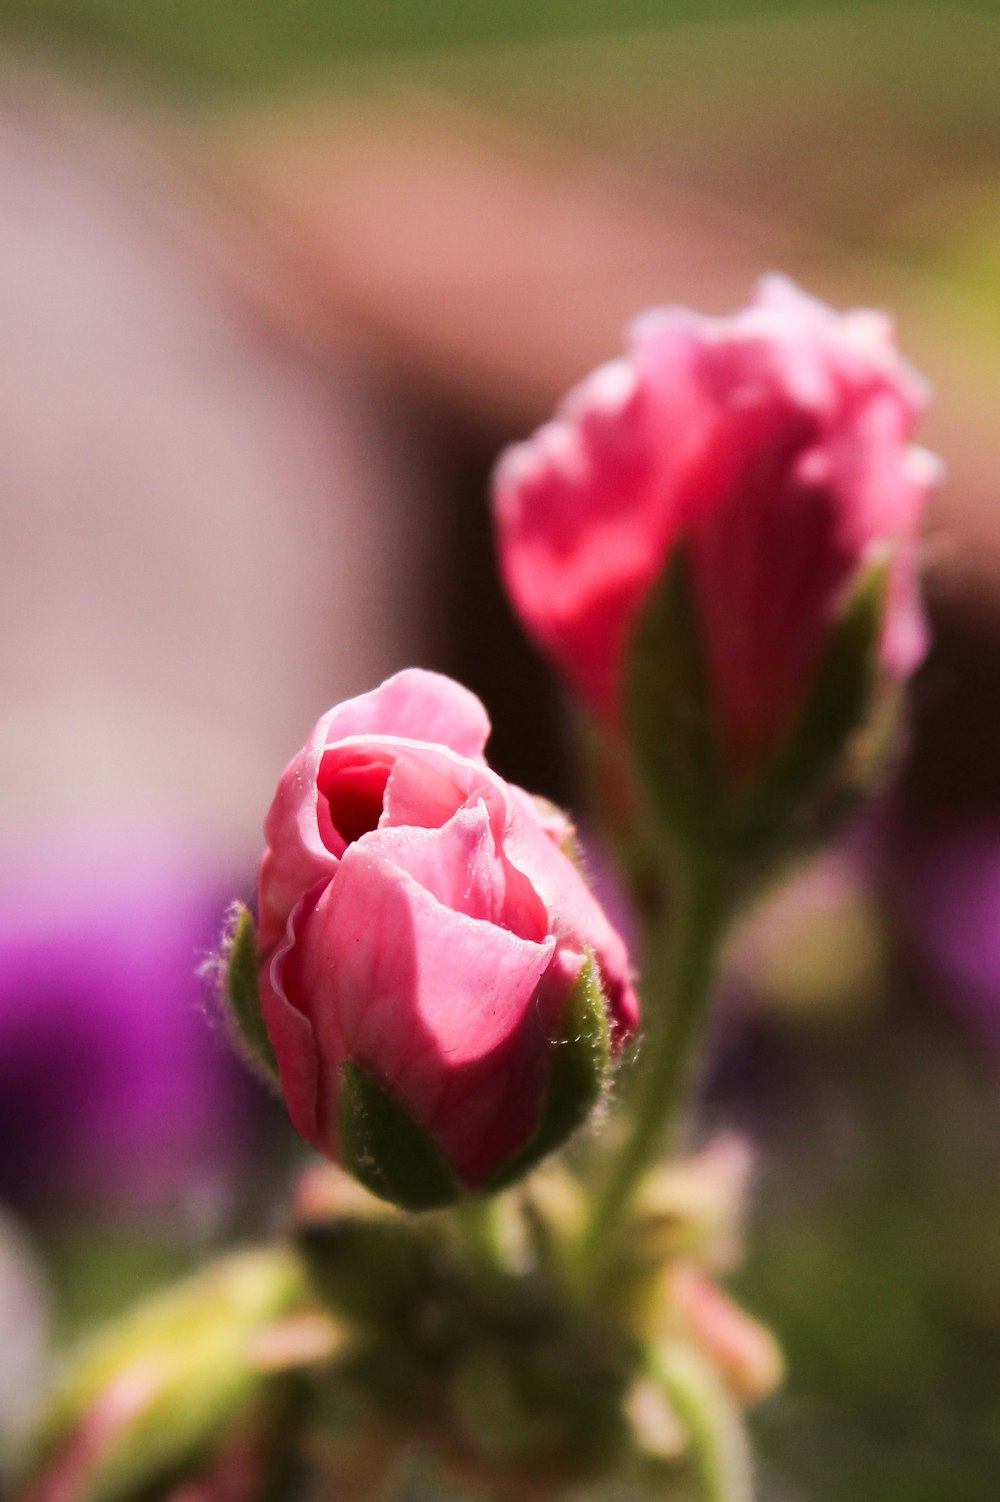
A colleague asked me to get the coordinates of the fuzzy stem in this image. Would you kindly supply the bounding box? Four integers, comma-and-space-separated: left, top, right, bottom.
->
580, 855, 731, 1282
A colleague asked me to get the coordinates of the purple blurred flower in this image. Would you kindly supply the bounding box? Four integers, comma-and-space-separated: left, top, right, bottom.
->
0, 840, 266, 1222
892, 821, 1000, 1046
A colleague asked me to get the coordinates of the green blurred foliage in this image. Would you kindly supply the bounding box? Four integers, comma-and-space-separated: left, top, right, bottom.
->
0, 0, 990, 98
735, 1014, 1000, 1502
41, 1228, 198, 1345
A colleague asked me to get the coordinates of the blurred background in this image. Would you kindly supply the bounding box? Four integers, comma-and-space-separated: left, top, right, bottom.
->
1, 2, 999, 1498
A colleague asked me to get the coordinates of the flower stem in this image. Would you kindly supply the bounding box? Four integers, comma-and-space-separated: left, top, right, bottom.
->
455, 1194, 506, 1273
647, 1341, 754, 1502
580, 854, 732, 1281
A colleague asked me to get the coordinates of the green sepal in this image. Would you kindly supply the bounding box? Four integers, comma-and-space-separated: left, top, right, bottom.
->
224, 904, 279, 1083
483, 954, 611, 1194
339, 1060, 461, 1211
749, 558, 890, 842
625, 546, 722, 849
626, 544, 891, 872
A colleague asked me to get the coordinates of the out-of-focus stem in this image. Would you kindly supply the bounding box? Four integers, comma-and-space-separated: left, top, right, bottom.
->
455, 1195, 506, 1273
580, 856, 731, 1283
647, 1341, 754, 1502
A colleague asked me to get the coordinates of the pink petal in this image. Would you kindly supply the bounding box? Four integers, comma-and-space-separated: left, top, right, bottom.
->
493, 355, 675, 719
322, 668, 491, 759
293, 842, 558, 1184
363, 800, 549, 941
258, 710, 343, 954
378, 739, 497, 830
260, 895, 324, 1144
503, 786, 639, 1040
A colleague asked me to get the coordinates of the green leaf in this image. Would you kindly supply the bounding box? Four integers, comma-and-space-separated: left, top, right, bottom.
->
224, 904, 279, 1082
625, 544, 892, 873
339, 1060, 461, 1211
483, 955, 611, 1193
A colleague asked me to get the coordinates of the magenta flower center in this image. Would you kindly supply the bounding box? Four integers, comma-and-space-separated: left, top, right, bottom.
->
319, 752, 392, 848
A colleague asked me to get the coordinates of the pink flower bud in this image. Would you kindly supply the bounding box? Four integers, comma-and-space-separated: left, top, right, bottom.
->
493, 277, 939, 781
255, 669, 638, 1202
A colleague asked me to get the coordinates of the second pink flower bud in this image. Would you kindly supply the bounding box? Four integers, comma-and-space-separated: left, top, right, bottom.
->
493, 276, 939, 786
